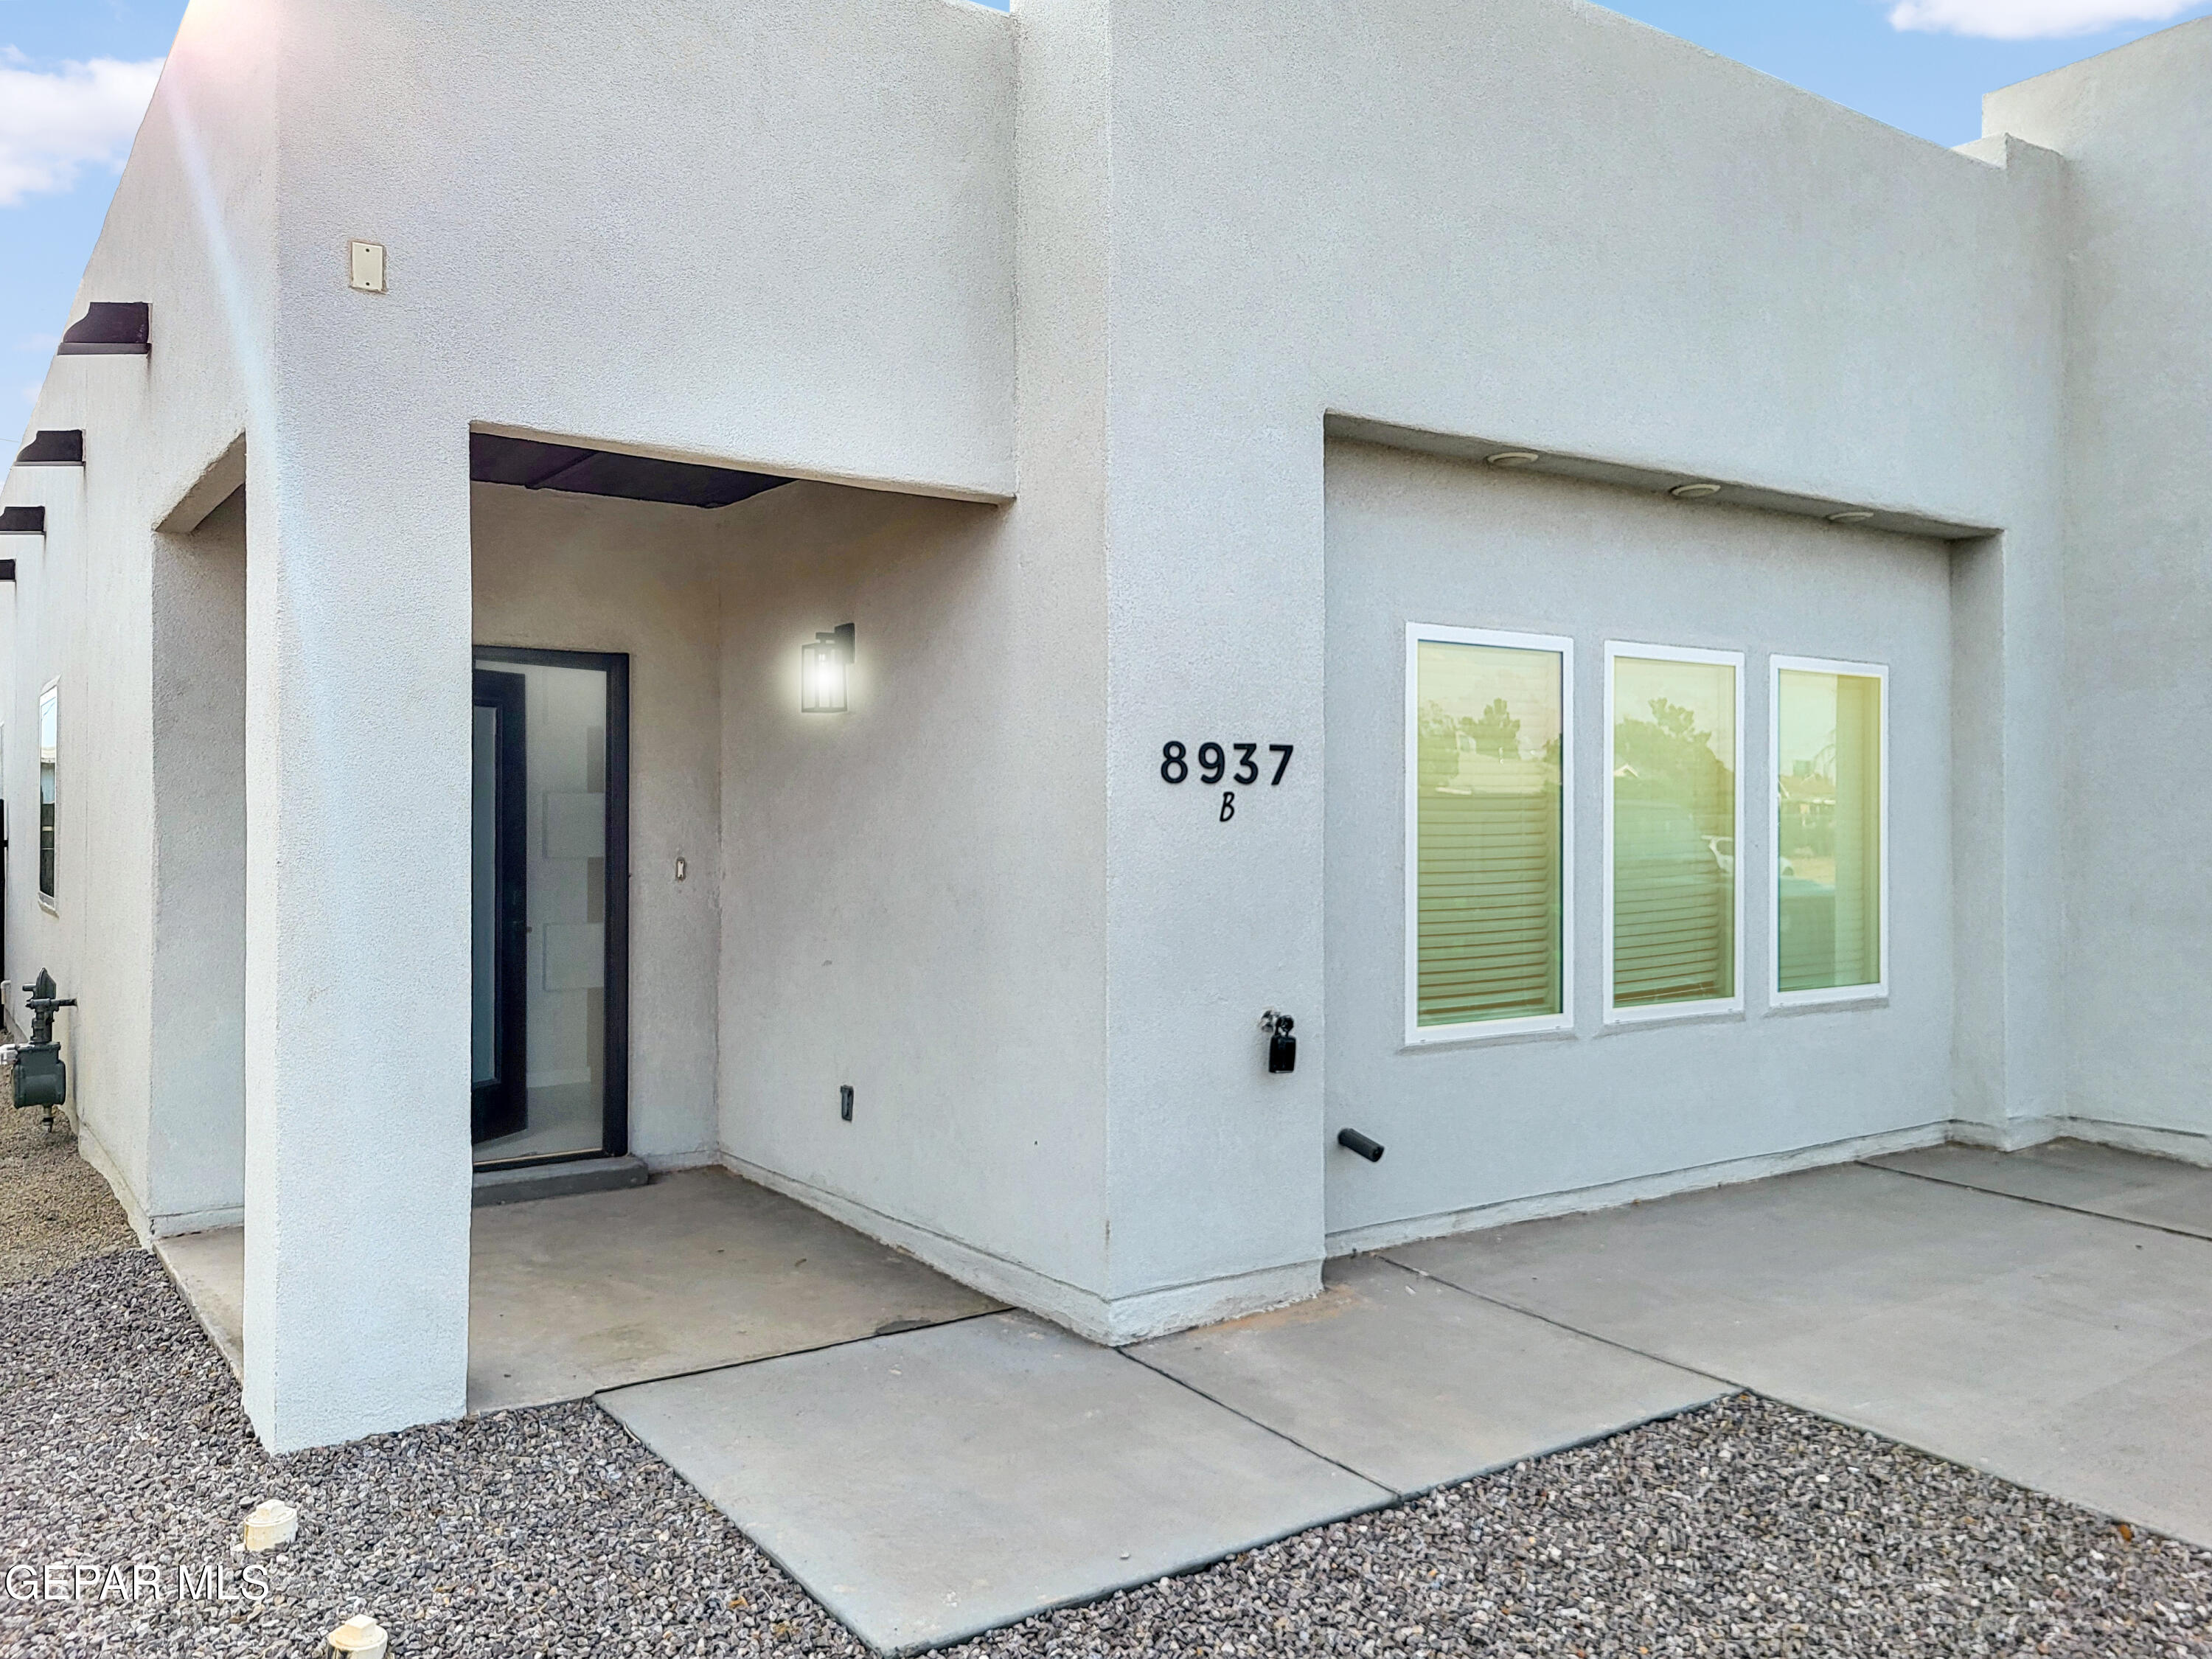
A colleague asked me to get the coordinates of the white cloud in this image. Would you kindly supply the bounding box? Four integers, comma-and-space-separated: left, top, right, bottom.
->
0, 50, 165, 208
1888, 0, 2204, 37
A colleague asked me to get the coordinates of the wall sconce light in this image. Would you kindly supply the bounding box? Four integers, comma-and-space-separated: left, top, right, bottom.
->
801, 622, 855, 714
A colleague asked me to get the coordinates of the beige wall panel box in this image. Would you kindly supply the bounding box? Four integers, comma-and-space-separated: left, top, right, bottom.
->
325, 1615, 389, 1658
240, 1498, 298, 1551
348, 240, 386, 293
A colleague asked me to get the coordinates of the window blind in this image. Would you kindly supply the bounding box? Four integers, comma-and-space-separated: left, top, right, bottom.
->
1610, 654, 1736, 1009
1415, 640, 1565, 1028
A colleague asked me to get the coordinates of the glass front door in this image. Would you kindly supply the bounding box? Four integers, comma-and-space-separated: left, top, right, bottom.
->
471, 648, 630, 1167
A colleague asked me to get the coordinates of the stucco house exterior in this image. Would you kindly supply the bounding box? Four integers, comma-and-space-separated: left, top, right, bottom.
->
2, 0, 2207, 1453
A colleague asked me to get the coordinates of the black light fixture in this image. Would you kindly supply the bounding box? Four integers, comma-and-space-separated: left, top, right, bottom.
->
0, 507, 44, 537
801, 623, 855, 714
14, 431, 83, 467
57, 302, 149, 356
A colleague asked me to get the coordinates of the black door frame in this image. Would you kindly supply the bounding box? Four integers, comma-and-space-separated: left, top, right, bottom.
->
471, 645, 632, 1168
471, 668, 529, 1143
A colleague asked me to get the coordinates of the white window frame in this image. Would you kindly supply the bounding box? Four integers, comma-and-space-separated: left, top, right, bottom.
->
1770, 654, 1889, 1008
1404, 623, 1576, 1047
1602, 640, 1746, 1026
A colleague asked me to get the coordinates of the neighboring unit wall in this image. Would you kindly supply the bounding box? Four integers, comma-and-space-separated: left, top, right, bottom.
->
471, 484, 726, 1167
0, 0, 276, 1239
1983, 19, 2212, 1159
1322, 444, 1954, 1247
716, 479, 1114, 1330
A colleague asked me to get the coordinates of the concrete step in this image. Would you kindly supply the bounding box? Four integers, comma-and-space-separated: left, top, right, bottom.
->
472, 1154, 650, 1208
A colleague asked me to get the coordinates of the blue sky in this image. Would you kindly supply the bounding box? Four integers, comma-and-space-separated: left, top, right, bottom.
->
5, 0, 2210, 417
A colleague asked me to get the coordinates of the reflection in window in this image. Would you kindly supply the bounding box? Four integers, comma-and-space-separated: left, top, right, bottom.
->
1610, 651, 1739, 1010
38, 684, 57, 905
1413, 635, 1567, 1032
1776, 666, 1883, 993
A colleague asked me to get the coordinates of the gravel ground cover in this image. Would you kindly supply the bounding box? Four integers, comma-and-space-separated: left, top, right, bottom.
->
0, 1107, 137, 1285
7, 1242, 2211, 1659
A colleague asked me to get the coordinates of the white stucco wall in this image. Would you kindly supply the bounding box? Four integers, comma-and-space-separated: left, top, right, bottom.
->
149, 488, 247, 1234
704, 0, 1118, 1338
1982, 21, 2212, 1159
1322, 442, 1955, 1245
715, 479, 1115, 1321
271, 0, 1015, 501
1074, 0, 2067, 1315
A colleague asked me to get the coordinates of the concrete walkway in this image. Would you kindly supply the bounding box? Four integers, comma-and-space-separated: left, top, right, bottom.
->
608, 1141, 2212, 1652
1394, 1146, 2212, 1556
1869, 1138, 2212, 1239
159, 1142, 2212, 1655
605, 1270, 1721, 1652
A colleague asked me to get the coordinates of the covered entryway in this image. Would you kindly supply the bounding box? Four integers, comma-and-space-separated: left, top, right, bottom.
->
465, 428, 792, 1178
135, 414, 1024, 1450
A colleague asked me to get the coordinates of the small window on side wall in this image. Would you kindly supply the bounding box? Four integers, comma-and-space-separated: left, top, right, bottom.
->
1406, 625, 1573, 1043
38, 681, 57, 907
1773, 658, 1886, 1001
1605, 643, 1745, 1021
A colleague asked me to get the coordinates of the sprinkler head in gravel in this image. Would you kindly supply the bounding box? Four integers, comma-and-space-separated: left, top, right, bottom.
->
240, 1499, 298, 1551
325, 1614, 389, 1658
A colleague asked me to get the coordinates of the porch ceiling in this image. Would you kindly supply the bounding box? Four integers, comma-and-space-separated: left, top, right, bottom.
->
469, 432, 792, 510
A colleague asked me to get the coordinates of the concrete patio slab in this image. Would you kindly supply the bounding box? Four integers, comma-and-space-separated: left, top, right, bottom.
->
1866, 1138, 2212, 1239
1131, 1254, 1727, 1495
468, 1167, 1002, 1411
153, 1169, 1003, 1411
601, 1310, 1391, 1654
156, 1227, 244, 1377
1389, 1162, 2212, 1548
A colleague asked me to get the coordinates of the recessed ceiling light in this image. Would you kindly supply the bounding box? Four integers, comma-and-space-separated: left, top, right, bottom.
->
1669, 481, 1722, 499
1826, 509, 1875, 524
1486, 451, 1542, 467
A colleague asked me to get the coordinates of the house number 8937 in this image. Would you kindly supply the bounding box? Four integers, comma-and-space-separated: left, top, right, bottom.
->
1160, 742, 1293, 787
